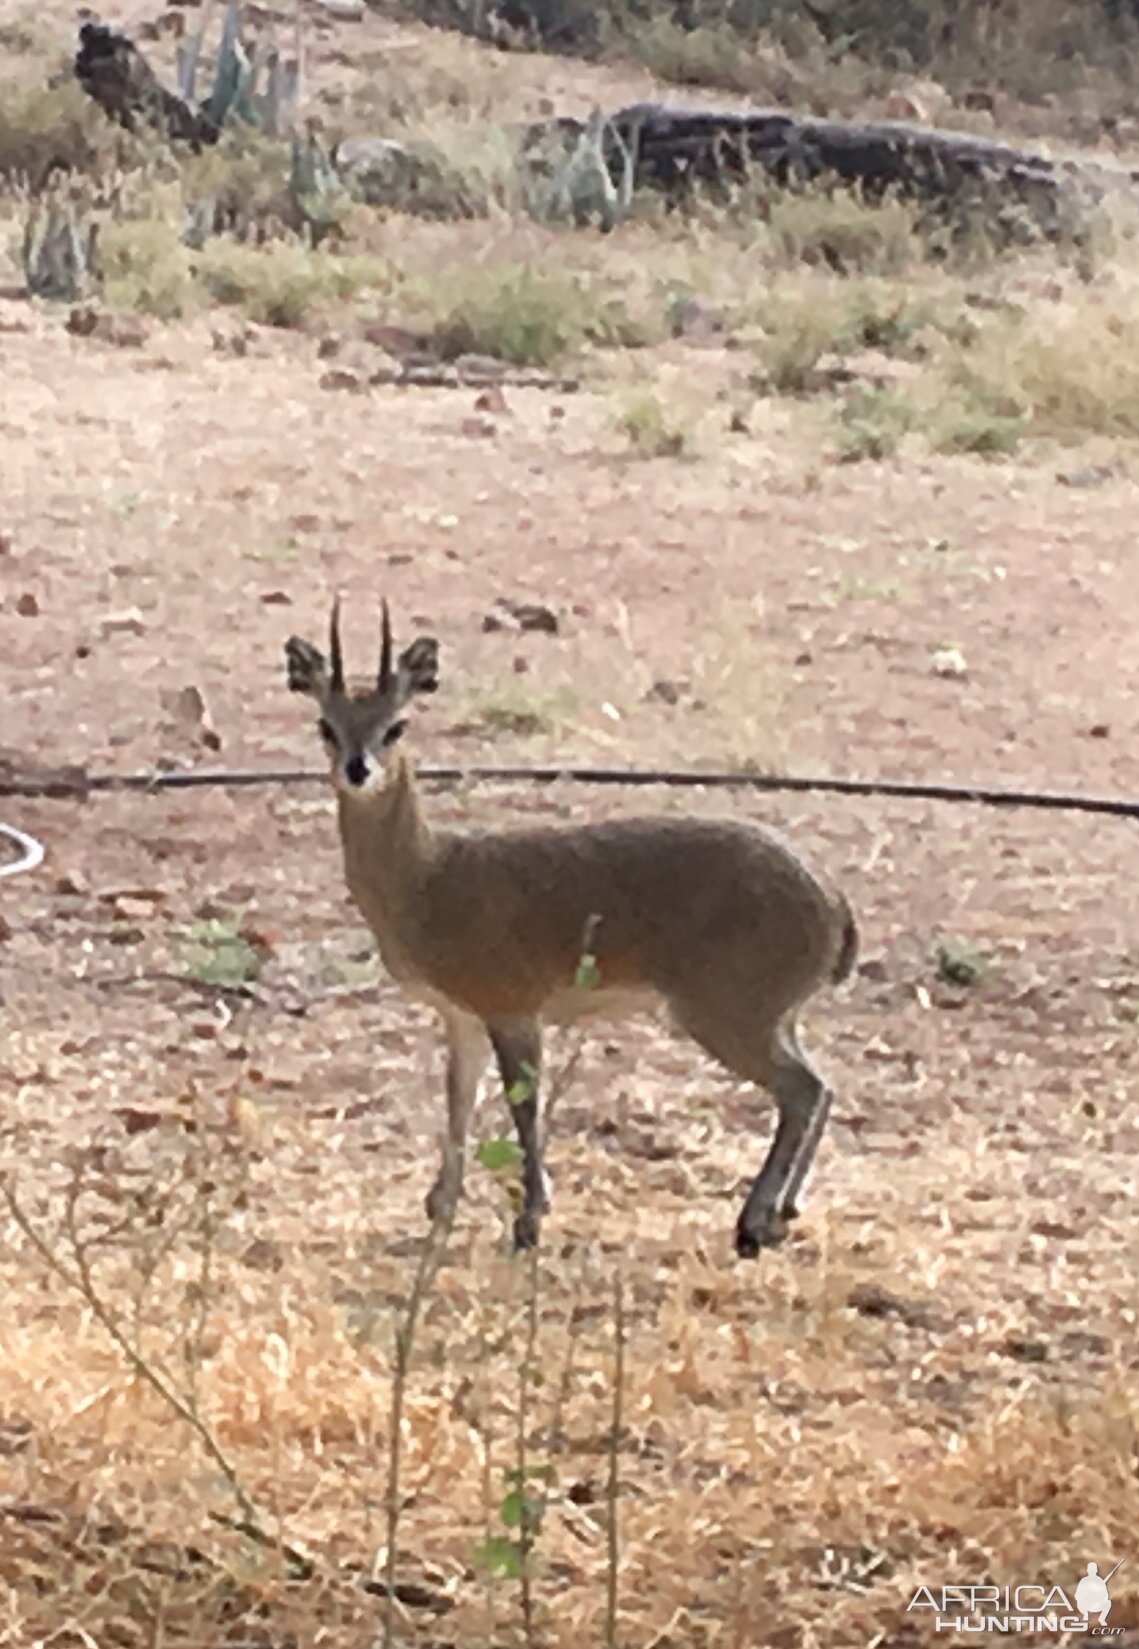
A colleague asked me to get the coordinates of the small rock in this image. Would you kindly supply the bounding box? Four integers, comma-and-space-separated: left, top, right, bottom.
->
1087, 722, 1110, 738
55, 871, 88, 895
113, 896, 157, 922
320, 368, 366, 393
317, 334, 341, 359
482, 597, 559, 636
794, 651, 812, 667
0, 913, 12, 941
1057, 464, 1113, 488
15, 591, 39, 617
1000, 1334, 1050, 1364
334, 137, 423, 207
260, 589, 292, 606
319, 0, 365, 19
549, 404, 566, 421
645, 678, 682, 705
475, 386, 509, 415
67, 307, 148, 348
159, 683, 220, 750
212, 327, 249, 357
931, 646, 967, 679
0, 531, 12, 556
99, 607, 147, 638
728, 408, 749, 434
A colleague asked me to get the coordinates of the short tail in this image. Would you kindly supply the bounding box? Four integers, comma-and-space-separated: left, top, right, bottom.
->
831, 894, 859, 985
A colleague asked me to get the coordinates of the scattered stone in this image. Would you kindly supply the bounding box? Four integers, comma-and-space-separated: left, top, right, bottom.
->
728, 408, 749, 433
319, 367, 366, 393
15, 591, 39, 617
333, 136, 423, 206
99, 607, 147, 638
0, 913, 12, 942
260, 589, 292, 606
1000, 1333, 1050, 1364
931, 646, 967, 679
847, 1283, 936, 1330
67, 306, 148, 348
482, 597, 559, 636
318, 0, 365, 17
159, 683, 221, 749
317, 334, 341, 359
0, 531, 12, 555
212, 326, 249, 357
474, 385, 509, 415
1057, 463, 1114, 488
55, 871, 88, 896
114, 1105, 166, 1134
113, 896, 158, 922
1088, 722, 1110, 738
645, 678, 682, 705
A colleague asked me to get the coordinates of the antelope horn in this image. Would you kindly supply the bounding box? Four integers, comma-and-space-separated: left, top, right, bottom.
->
328, 595, 345, 693
378, 598, 393, 691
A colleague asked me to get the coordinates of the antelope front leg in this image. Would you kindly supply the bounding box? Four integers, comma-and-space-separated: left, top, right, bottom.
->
426, 1012, 488, 1226
490, 1021, 548, 1251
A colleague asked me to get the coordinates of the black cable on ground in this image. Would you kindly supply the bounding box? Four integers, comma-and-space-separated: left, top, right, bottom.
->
2, 762, 1137, 819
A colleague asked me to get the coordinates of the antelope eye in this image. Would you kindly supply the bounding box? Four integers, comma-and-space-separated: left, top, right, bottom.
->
382, 719, 407, 748
317, 717, 338, 746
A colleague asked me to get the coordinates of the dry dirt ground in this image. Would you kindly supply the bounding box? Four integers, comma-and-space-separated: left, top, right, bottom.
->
2, 10, 1139, 1649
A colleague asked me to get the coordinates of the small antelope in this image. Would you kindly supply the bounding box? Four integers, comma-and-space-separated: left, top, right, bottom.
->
286, 602, 858, 1257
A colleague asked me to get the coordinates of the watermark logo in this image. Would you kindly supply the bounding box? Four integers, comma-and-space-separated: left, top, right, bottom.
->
906, 1558, 1125, 1634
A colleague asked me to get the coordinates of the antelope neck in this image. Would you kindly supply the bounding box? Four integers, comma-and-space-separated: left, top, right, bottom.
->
335, 755, 435, 931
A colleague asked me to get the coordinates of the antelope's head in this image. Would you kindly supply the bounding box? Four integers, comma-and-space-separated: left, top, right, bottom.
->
285, 599, 439, 796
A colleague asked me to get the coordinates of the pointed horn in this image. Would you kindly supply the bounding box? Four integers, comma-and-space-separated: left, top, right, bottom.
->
379, 598, 393, 691
328, 596, 344, 693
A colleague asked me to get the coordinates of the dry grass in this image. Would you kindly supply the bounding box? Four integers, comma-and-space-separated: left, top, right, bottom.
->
2, 6, 1139, 1645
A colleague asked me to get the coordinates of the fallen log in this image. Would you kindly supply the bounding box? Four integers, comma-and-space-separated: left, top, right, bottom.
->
532, 101, 1139, 234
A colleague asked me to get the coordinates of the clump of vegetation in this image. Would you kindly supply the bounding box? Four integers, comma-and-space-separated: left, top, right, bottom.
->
765, 189, 918, 277
97, 213, 196, 318
0, 78, 124, 190
833, 384, 914, 462
932, 384, 1027, 456
618, 391, 689, 457
194, 238, 388, 327
934, 937, 989, 987
180, 916, 262, 986
416, 265, 654, 367
753, 291, 848, 395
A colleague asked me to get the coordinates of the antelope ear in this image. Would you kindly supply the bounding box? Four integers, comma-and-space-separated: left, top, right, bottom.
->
396, 637, 440, 698
285, 636, 329, 699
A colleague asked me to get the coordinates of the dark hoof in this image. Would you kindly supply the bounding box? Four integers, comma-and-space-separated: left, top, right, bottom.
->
735, 1210, 790, 1257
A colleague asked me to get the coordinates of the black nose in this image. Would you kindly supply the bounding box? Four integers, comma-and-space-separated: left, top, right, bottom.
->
344, 754, 368, 788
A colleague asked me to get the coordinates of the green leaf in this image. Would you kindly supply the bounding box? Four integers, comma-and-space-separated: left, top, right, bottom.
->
476, 1137, 522, 1173
574, 952, 601, 991
506, 1075, 535, 1107
471, 1536, 523, 1579
500, 1490, 543, 1531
